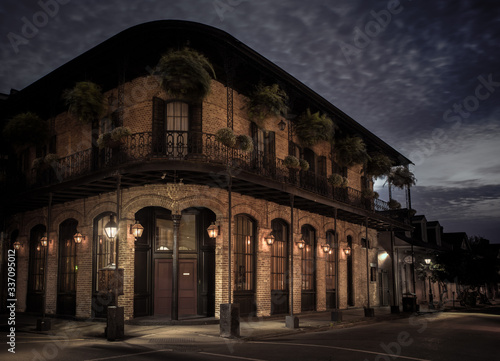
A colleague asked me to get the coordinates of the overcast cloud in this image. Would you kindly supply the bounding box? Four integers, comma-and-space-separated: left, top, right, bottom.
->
1, 0, 499, 242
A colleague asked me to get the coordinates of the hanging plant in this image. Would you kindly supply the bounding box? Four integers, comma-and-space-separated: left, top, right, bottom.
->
299, 159, 310, 171
3, 112, 49, 145
97, 126, 131, 149
236, 134, 254, 153
294, 109, 334, 146
362, 189, 379, 199
63, 81, 105, 124
246, 83, 289, 124
283, 155, 300, 169
155, 48, 215, 101
31, 153, 59, 170
388, 199, 401, 210
215, 128, 236, 148
366, 153, 393, 179
328, 174, 348, 188
334, 136, 370, 167
388, 166, 417, 189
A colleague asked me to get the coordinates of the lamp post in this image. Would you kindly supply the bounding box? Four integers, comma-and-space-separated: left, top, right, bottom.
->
425, 258, 434, 309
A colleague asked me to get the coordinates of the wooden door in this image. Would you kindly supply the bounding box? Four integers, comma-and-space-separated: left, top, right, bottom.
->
154, 259, 197, 316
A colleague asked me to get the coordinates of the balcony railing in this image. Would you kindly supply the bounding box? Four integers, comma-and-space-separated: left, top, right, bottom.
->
29, 131, 390, 212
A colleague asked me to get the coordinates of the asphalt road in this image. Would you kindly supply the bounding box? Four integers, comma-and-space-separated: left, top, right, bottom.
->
5, 311, 500, 361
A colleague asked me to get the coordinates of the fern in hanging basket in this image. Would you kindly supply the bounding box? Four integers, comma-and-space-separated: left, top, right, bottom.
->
63, 81, 105, 124
334, 136, 370, 167
299, 159, 310, 171
388, 199, 402, 210
328, 174, 348, 188
215, 128, 237, 148
294, 109, 335, 146
236, 134, 254, 153
388, 166, 417, 189
156, 48, 215, 101
44, 153, 59, 164
3, 112, 49, 145
247, 83, 289, 123
283, 155, 301, 169
97, 126, 131, 149
366, 153, 393, 179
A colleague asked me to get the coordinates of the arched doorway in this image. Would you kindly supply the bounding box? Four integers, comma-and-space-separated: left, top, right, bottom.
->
27, 225, 46, 313
57, 219, 78, 316
301, 224, 316, 312
133, 206, 216, 318
270, 218, 289, 315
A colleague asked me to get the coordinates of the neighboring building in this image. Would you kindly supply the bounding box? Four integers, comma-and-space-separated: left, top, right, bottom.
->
0, 21, 412, 321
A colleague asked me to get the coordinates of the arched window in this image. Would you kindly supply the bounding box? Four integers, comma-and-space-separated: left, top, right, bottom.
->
27, 224, 46, 313
347, 235, 354, 306
57, 218, 78, 316
301, 224, 316, 311
271, 219, 289, 315
234, 215, 255, 292
326, 230, 337, 309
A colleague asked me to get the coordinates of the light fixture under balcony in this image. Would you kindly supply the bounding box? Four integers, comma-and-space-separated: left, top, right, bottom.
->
296, 237, 306, 249
344, 246, 351, 256
104, 215, 118, 239
265, 232, 275, 246
130, 221, 144, 240
322, 243, 331, 253
207, 222, 219, 239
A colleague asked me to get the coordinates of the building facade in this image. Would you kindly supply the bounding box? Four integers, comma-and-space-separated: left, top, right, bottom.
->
1, 21, 412, 321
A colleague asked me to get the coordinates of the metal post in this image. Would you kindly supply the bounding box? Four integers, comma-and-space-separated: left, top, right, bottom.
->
334, 208, 339, 311
290, 194, 294, 316
365, 217, 373, 317
390, 226, 399, 313
114, 174, 121, 307
228, 175, 232, 304
171, 213, 181, 320
39, 192, 52, 330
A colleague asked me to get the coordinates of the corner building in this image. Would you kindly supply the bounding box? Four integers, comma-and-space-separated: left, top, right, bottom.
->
1, 21, 412, 320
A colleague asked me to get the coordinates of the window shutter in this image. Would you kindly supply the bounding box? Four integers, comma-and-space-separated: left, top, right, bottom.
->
152, 97, 165, 154
251, 122, 259, 152
189, 102, 203, 153
317, 156, 327, 177
266, 131, 276, 160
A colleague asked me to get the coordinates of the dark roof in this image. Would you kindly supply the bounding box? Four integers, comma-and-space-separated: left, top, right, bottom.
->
395, 232, 448, 251
442, 232, 469, 251
1, 20, 410, 166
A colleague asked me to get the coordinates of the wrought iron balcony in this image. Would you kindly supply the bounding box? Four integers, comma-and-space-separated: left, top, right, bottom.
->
28, 131, 390, 213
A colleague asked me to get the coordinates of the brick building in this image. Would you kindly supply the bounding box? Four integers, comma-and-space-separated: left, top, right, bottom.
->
1, 21, 412, 321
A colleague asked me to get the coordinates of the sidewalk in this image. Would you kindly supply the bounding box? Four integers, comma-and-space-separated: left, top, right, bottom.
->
7, 306, 415, 344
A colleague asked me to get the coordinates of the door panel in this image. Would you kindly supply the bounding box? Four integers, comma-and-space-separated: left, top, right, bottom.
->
154, 259, 197, 316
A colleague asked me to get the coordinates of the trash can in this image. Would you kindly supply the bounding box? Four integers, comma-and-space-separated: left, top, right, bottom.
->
402, 294, 417, 312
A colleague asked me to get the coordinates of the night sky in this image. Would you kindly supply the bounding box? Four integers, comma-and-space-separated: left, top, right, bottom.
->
1, 0, 499, 243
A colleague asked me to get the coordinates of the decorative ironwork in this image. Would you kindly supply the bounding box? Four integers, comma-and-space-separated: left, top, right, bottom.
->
27, 130, 391, 212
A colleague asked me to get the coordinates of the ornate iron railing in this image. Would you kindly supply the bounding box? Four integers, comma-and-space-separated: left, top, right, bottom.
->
29, 131, 390, 212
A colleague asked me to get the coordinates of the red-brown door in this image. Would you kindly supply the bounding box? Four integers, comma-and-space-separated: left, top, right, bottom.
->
154, 259, 197, 316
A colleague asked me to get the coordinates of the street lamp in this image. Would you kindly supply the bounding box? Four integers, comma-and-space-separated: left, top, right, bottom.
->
424, 258, 431, 265
104, 215, 118, 239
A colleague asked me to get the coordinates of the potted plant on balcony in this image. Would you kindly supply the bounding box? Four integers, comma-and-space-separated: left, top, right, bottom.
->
388, 166, 417, 189
97, 126, 131, 149
3, 112, 49, 146
299, 159, 310, 171
328, 174, 348, 188
366, 153, 393, 179
155, 48, 215, 101
294, 109, 335, 146
283, 155, 301, 169
215, 128, 237, 148
388, 199, 401, 210
334, 136, 370, 168
235, 134, 254, 153
362, 189, 379, 200
63, 81, 106, 124
246, 83, 289, 127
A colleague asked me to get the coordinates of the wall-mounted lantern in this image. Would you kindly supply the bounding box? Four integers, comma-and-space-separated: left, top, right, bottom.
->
424, 258, 431, 265
13, 240, 22, 250
322, 243, 331, 253
278, 119, 287, 131
265, 232, 275, 246
40, 234, 50, 247
344, 246, 352, 256
130, 221, 144, 240
207, 222, 219, 239
73, 232, 85, 244
296, 237, 306, 250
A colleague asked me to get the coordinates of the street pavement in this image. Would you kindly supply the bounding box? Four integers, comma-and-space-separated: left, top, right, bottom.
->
2, 300, 499, 360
